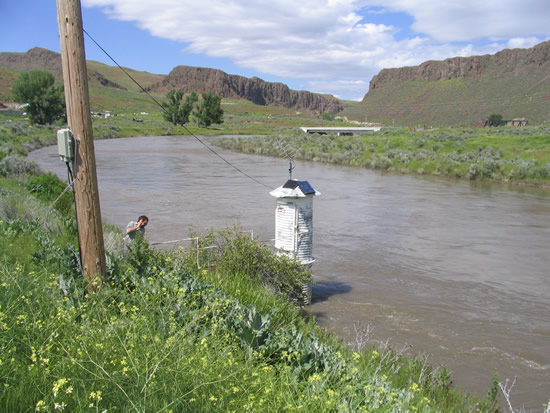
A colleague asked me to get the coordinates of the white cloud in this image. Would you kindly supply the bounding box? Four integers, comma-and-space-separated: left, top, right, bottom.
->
82, 0, 550, 100
369, 0, 550, 42
506, 37, 545, 49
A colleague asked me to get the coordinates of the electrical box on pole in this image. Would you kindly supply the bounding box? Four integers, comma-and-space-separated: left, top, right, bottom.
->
57, 128, 75, 162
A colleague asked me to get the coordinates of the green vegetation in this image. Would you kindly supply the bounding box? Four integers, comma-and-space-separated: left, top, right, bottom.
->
0, 115, 62, 157
161, 90, 224, 128
0, 67, 19, 102
217, 125, 550, 186
3, 104, 550, 188
0, 159, 500, 411
193, 92, 224, 128
486, 114, 503, 127
162, 90, 198, 126
26, 172, 74, 215
0, 99, 341, 158
11, 70, 65, 125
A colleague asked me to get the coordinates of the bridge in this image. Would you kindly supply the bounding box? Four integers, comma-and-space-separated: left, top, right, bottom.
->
300, 126, 382, 135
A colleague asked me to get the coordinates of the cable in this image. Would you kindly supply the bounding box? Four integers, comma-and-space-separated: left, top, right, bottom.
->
42, 179, 74, 230
40, 162, 83, 275
83, 28, 273, 189
189, 133, 273, 188
83, 29, 167, 111
66, 162, 84, 275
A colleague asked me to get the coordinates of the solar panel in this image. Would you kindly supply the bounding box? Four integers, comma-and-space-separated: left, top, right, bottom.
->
298, 181, 316, 194
282, 179, 316, 194
283, 179, 299, 189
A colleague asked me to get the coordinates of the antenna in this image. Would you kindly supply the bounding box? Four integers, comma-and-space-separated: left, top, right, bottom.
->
288, 158, 295, 180
276, 139, 296, 180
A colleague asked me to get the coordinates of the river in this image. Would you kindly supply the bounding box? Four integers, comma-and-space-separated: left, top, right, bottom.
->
29, 135, 550, 411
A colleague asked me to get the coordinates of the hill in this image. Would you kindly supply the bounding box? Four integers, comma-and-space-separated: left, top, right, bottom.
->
147, 65, 343, 114
344, 40, 550, 126
0, 47, 342, 114
0, 47, 166, 112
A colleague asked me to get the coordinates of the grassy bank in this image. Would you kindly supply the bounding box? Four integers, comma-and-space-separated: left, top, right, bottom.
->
216, 125, 550, 187
0, 111, 264, 160
0, 99, 337, 160
0, 168, 501, 411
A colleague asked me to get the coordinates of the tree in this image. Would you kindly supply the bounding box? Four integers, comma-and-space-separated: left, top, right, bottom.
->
487, 113, 503, 127
162, 90, 198, 126
12, 70, 65, 125
193, 92, 224, 128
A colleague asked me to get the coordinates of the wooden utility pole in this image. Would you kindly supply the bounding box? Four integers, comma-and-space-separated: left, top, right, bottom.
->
57, 0, 107, 290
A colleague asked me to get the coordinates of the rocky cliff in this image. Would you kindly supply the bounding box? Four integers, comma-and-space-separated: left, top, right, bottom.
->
148, 66, 344, 114
367, 40, 550, 93
356, 40, 550, 126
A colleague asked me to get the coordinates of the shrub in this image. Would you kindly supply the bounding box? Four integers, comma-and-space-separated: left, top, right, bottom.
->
467, 163, 481, 179
215, 229, 312, 305
0, 155, 41, 177
94, 126, 121, 139
26, 172, 73, 215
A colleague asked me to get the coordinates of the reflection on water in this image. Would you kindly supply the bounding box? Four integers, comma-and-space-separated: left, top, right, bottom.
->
29, 136, 550, 410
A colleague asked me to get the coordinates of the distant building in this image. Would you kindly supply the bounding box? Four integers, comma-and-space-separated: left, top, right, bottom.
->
91, 111, 112, 119
300, 126, 381, 135
507, 118, 528, 126
483, 117, 529, 127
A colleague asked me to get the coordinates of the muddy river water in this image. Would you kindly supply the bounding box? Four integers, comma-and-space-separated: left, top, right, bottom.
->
30, 135, 550, 411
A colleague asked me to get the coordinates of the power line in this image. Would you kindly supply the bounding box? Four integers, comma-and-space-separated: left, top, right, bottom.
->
83, 28, 273, 189
83, 29, 167, 111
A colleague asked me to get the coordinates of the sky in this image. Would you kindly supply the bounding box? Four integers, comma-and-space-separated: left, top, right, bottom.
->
1, 1, 549, 101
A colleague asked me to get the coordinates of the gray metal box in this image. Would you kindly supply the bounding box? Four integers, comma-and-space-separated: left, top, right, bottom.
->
57, 129, 74, 162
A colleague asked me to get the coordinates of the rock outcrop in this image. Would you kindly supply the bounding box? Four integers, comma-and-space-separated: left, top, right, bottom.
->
0, 48, 342, 113
359, 40, 550, 125
90, 71, 127, 90
148, 66, 344, 114
367, 40, 550, 94
0, 47, 64, 78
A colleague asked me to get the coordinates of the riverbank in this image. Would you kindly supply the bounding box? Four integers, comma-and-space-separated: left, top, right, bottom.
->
0, 111, 263, 159
3, 112, 550, 189
0, 171, 498, 411
216, 126, 550, 188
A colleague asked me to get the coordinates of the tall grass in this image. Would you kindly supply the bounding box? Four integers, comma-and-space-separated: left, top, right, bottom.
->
0, 175, 499, 412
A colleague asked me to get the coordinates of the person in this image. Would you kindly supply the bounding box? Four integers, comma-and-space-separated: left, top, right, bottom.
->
124, 215, 149, 243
